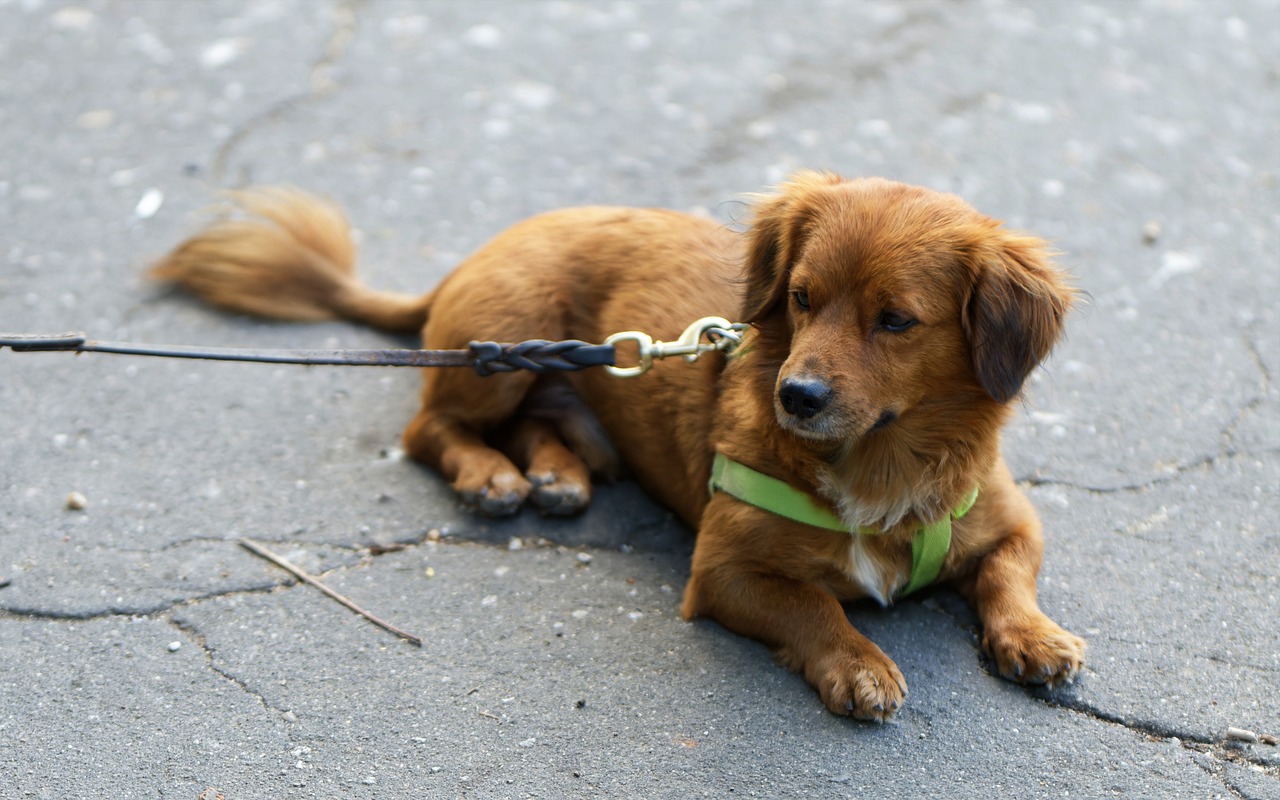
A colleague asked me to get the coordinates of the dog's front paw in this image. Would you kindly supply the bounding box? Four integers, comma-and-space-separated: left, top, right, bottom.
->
983, 614, 1085, 688
454, 468, 531, 517
794, 644, 908, 722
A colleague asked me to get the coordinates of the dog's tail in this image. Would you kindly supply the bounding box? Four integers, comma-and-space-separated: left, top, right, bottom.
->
149, 187, 431, 333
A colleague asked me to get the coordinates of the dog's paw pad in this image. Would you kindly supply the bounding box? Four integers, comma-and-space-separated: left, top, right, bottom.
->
527, 471, 590, 516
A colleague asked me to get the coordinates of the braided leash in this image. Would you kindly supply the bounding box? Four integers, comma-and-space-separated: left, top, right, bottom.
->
0, 318, 746, 378
468, 339, 614, 376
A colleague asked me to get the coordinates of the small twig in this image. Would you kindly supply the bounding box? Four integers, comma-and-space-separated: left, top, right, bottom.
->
239, 538, 422, 647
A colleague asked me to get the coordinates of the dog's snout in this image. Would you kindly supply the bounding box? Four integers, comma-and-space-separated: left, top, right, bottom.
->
778, 377, 832, 419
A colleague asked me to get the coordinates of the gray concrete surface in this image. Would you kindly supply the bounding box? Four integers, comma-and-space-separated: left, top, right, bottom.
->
2, 0, 1277, 797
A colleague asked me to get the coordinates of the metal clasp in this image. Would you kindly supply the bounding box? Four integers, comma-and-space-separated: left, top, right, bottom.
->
604, 316, 748, 378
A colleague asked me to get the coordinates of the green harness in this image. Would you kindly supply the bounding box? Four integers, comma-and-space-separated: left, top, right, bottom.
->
708, 452, 978, 597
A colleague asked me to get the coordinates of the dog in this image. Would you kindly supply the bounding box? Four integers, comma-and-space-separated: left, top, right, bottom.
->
151, 171, 1085, 720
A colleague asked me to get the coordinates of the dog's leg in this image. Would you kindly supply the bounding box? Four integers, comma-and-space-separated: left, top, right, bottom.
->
682, 506, 907, 721
501, 417, 591, 516
402, 370, 536, 516
960, 523, 1086, 687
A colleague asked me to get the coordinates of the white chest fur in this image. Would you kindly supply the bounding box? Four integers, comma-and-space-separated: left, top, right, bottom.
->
817, 467, 913, 605
845, 533, 905, 607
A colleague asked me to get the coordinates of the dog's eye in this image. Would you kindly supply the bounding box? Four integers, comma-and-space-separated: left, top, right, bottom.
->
791, 290, 810, 310
878, 311, 917, 332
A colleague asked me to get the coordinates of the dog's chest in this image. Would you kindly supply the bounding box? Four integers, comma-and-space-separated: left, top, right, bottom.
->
844, 534, 904, 606
816, 468, 910, 605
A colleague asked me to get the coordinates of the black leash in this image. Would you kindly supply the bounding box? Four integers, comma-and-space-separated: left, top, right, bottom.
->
0, 332, 616, 376
1, 318, 747, 378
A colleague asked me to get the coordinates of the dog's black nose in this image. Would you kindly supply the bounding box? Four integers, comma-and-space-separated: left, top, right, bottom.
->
778, 377, 831, 419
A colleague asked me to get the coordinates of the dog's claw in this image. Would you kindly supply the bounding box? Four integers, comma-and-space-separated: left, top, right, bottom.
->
475, 489, 523, 516
459, 484, 526, 516
455, 468, 532, 516
527, 471, 590, 516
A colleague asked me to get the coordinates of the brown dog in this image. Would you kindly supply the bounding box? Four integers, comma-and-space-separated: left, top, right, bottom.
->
152, 171, 1085, 720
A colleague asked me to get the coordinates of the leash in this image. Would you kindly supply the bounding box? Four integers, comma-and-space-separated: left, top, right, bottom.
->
0, 317, 748, 378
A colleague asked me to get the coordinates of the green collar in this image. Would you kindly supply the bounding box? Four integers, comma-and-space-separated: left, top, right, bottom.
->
708, 452, 978, 597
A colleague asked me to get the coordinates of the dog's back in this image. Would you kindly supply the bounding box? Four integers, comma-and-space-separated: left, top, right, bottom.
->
152, 190, 744, 522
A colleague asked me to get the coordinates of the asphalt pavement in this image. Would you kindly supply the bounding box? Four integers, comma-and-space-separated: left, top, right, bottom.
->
1, 1, 1277, 798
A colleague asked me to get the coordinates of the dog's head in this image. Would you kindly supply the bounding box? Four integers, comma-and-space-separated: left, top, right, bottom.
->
742, 171, 1074, 444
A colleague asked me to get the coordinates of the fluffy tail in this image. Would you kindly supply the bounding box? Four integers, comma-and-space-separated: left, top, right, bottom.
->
149, 187, 431, 333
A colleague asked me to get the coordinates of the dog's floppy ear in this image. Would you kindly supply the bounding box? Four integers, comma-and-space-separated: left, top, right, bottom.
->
741, 171, 843, 322
964, 231, 1074, 404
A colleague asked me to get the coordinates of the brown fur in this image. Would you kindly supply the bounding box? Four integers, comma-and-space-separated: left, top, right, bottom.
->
151, 172, 1085, 720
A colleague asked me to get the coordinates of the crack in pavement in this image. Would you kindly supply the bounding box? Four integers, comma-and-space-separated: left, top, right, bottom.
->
1074, 634, 1280, 676
693, 4, 943, 171
1020, 444, 1280, 495
1241, 328, 1274, 395
0, 582, 283, 622
1196, 651, 1280, 677
89, 535, 267, 555
166, 614, 298, 726
919, 597, 1280, 790
1023, 327, 1278, 495
1226, 328, 1278, 449
0, 536, 387, 620
0, 532, 435, 623
1041, 695, 1280, 791
1190, 750, 1271, 800
211, 0, 366, 185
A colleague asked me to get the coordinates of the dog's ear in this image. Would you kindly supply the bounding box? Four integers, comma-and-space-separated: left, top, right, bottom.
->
964, 231, 1074, 404
741, 171, 843, 323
